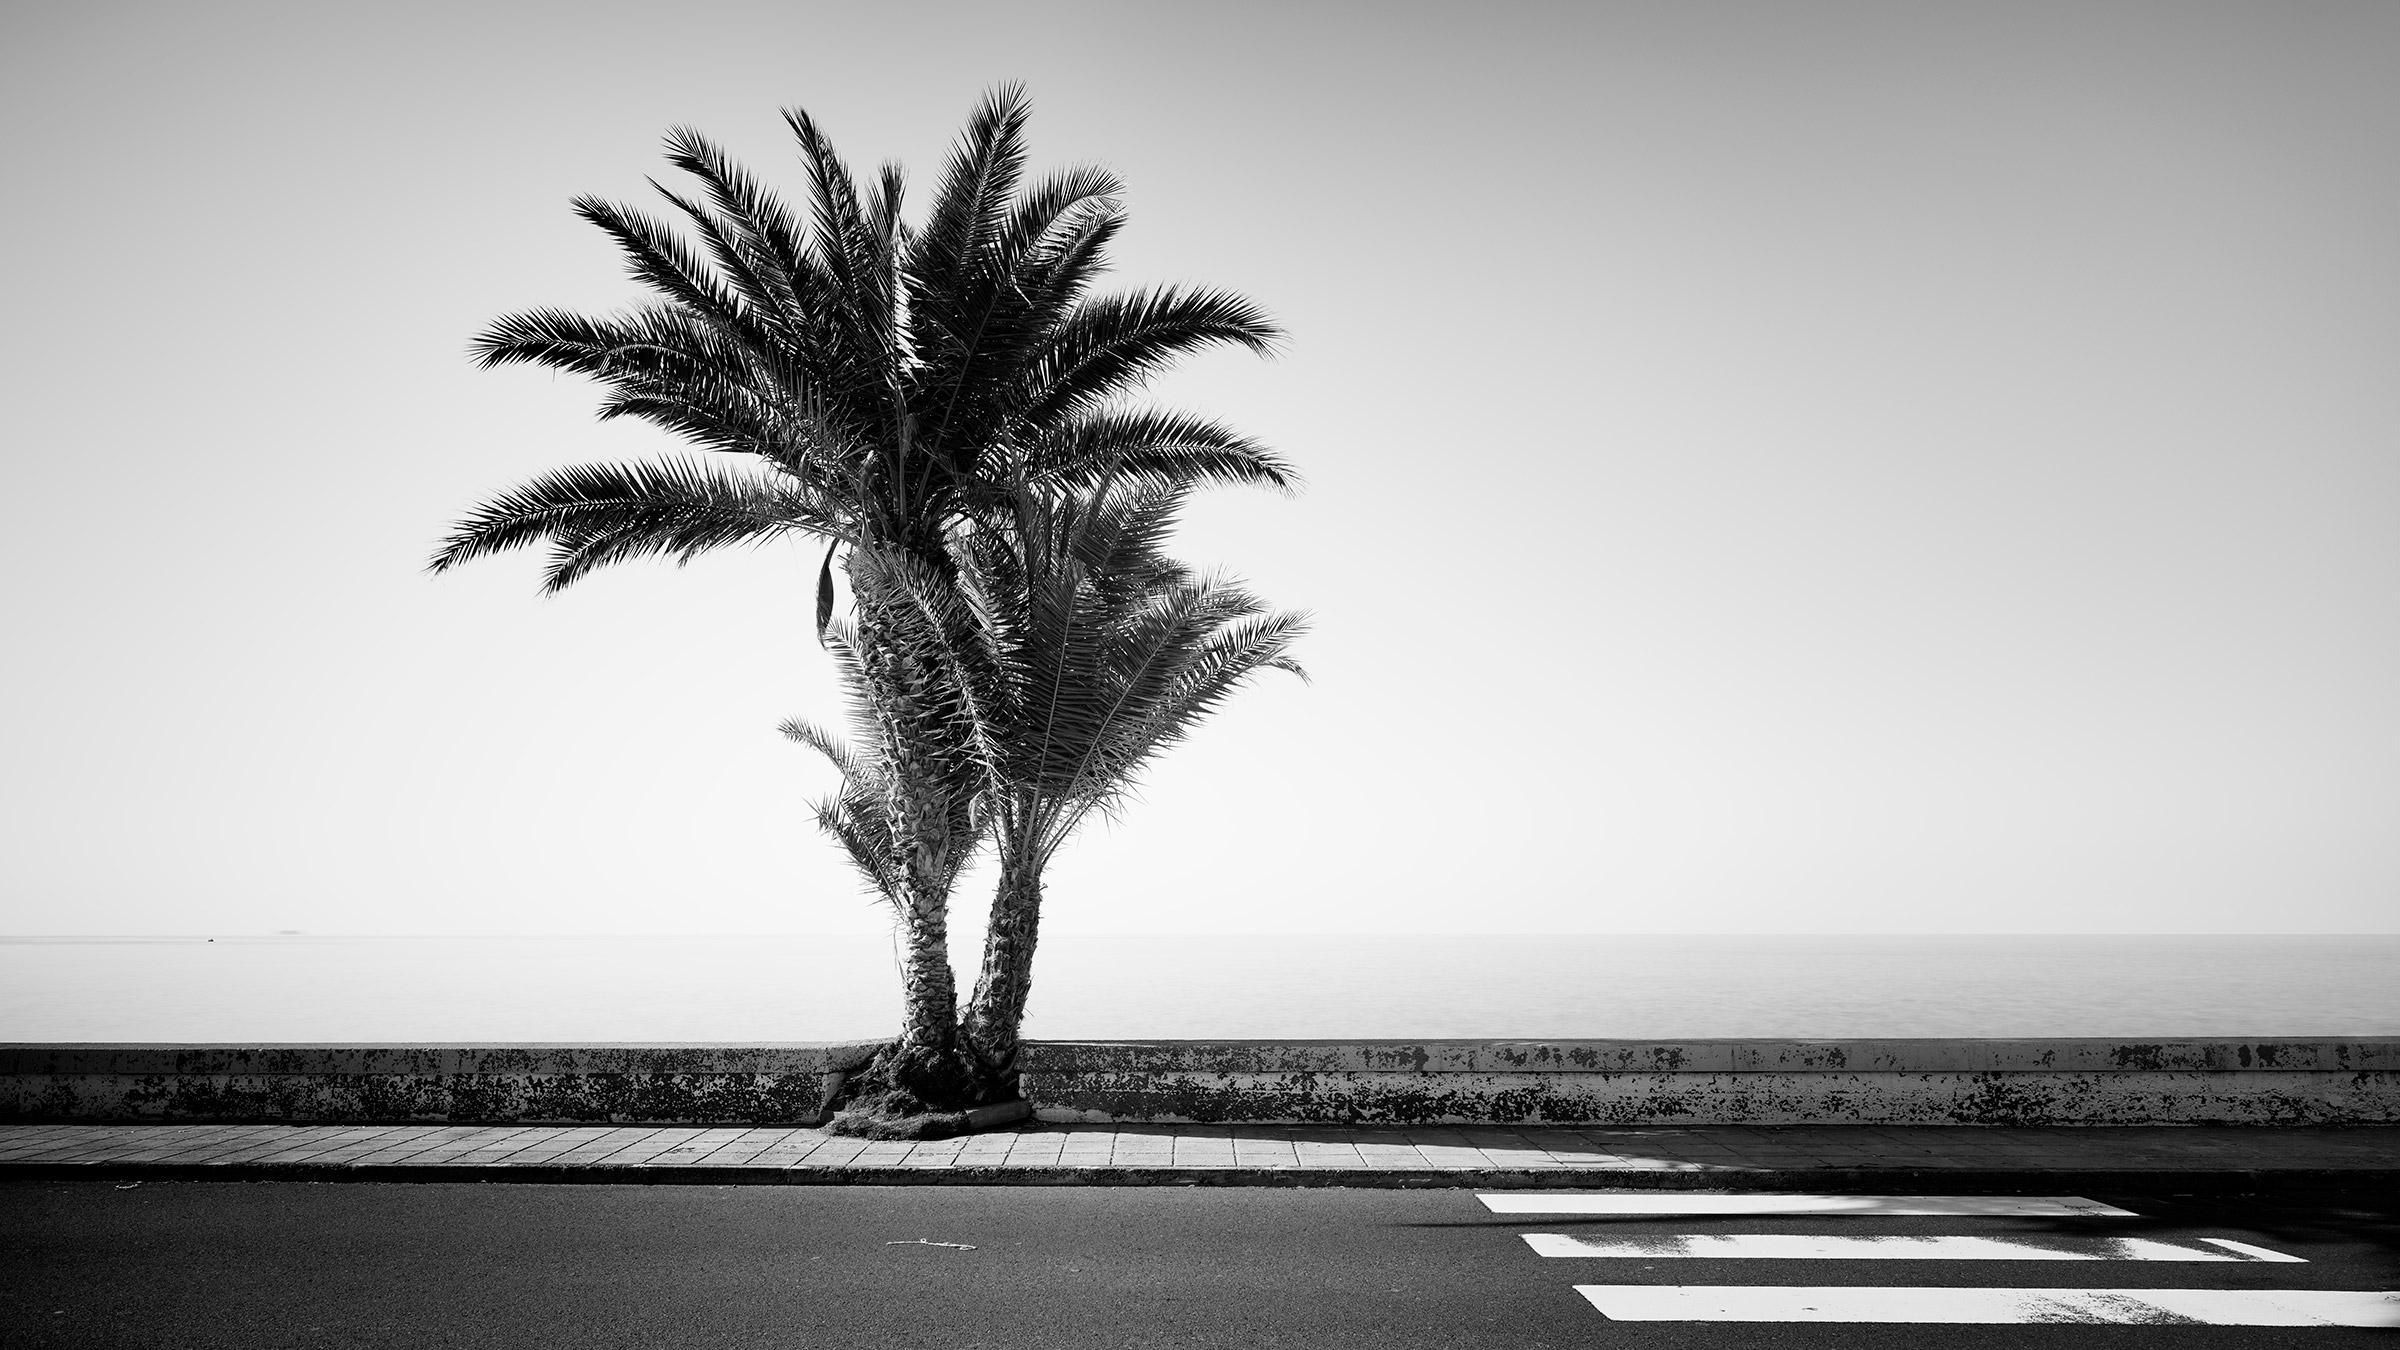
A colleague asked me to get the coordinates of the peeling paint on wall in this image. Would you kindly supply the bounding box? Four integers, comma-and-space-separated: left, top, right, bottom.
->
0, 1043, 885, 1125
1014, 1040, 2400, 1127
4, 1040, 2395, 1126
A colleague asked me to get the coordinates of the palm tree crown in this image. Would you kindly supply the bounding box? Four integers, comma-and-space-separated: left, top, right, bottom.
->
430, 84, 1293, 598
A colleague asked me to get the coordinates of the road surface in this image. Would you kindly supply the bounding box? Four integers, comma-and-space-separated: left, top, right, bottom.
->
3, 1179, 2394, 1346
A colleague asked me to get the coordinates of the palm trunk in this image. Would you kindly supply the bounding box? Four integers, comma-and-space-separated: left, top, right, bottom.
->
872, 779, 976, 1108
854, 578, 976, 1108
883, 738, 959, 1067
963, 827, 1043, 1098
894, 883, 960, 1057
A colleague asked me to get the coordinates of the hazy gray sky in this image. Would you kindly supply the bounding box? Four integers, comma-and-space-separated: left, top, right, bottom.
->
3, 0, 2394, 937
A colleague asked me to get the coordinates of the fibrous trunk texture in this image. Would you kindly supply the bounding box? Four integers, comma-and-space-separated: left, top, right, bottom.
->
855, 594, 977, 1109
882, 886, 975, 1108
963, 836, 1043, 1098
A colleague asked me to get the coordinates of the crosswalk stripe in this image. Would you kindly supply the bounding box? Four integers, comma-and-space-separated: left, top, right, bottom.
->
1478, 1193, 2136, 1217
1572, 1285, 2400, 1325
1522, 1233, 2303, 1261
2200, 1237, 2309, 1261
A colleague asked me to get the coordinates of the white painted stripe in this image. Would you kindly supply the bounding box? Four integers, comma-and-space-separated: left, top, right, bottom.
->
2202, 1237, 2307, 1261
1523, 1233, 2303, 1262
1573, 1285, 2400, 1326
1478, 1193, 2136, 1217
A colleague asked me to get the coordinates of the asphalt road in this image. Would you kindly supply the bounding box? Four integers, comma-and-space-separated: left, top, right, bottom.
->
2, 1180, 2394, 1348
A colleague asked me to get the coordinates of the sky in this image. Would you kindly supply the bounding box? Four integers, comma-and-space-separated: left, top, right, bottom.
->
2, 0, 2395, 938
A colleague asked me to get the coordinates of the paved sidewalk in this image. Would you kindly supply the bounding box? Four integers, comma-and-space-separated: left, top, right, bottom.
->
3, 1122, 2393, 1188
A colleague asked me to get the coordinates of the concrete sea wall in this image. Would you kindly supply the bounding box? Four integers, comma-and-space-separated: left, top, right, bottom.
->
5, 1039, 2395, 1126
0, 1044, 885, 1126
1019, 1039, 2400, 1127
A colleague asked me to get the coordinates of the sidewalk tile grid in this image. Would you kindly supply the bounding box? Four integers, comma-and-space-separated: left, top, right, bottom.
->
3, 1123, 2393, 1176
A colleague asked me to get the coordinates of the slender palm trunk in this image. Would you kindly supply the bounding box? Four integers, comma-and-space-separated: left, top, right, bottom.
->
963, 822, 1043, 1098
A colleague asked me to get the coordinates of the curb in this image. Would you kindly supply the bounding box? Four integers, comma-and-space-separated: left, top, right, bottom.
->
6, 1161, 2395, 1191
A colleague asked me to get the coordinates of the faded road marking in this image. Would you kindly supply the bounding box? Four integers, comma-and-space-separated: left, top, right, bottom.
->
1523, 1233, 2302, 1261
1478, 1193, 2137, 1217
1572, 1285, 2400, 1325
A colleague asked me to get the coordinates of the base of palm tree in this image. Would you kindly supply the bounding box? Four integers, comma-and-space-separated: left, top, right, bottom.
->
825, 1096, 1032, 1140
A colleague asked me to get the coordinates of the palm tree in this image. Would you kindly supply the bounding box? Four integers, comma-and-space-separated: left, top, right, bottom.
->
846, 485, 1307, 1096
429, 87, 1293, 1107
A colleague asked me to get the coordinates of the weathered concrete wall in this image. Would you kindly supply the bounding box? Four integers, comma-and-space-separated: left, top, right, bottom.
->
0, 1044, 885, 1125
1020, 1040, 2400, 1127
9, 1040, 2396, 1126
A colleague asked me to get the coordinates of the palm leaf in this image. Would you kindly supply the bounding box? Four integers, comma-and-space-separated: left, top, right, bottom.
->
1018, 286, 1283, 429
1024, 407, 1297, 497
778, 715, 863, 780
781, 105, 901, 386
568, 195, 776, 361
659, 124, 825, 327
999, 165, 1124, 270
1062, 605, 1309, 826
426, 457, 827, 592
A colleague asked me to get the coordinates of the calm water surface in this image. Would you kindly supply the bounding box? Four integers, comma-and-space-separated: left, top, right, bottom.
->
5, 933, 2395, 1041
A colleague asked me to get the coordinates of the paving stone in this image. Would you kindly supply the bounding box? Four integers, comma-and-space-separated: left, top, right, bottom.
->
5, 1122, 2395, 1180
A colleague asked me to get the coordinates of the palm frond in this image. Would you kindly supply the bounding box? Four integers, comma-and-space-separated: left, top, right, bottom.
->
811, 786, 903, 902
902, 85, 1046, 482
427, 457, 825, 592
778, 715, 867, 780
963, 512, 1306, 842
568, 195, 778, 360
646, 177, 801, 349
911, 84, 1029, 303
847, 543, 1017, 782
659, 125, 825, 328
1018, 286, 1283, 429
1065, 604, 1310, 813
473, 304, 817, 463
781, 104, 901, 382
817, 622, 898, 760
469, 307, 681, 378
999, 164, 1124, 270
1023, 408, 1298, 497
1000, 200, 1125, 362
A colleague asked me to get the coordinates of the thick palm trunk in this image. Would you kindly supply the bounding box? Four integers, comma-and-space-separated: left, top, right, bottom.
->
883, 753, 964, 1097
963, 831, 1043, 1098
872, 814, 977, 1106
854, 585, 977, 1108
882, 740, 959, 1065
892, 880, 961, 1056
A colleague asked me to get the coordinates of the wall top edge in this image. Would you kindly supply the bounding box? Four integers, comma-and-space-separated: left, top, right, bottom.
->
1018, 1039, 2400, 1073
7, 1039, 2397, 1078
6, 1039, 2396, 1052
1017, 1042, 2400, 1052
0, 1042, 892, 1076
0, 1043, 893, 1051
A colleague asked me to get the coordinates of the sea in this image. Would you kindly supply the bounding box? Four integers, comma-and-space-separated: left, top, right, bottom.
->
5, 933, 2396, 1043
